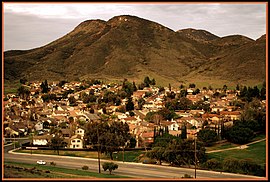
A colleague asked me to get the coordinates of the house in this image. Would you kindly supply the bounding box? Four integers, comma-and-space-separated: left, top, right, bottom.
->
121, 117, 140, 125
69, 135, 84, 149
34, 121, 43, 131
220, 111, 241, 121
75, 127, 85, 138
211, 106, 226, 113
33, 135, 52, 146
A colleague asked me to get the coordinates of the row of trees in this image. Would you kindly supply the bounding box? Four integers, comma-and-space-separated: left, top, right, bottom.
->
203, 158, 265, 177
146, 133, 206, 166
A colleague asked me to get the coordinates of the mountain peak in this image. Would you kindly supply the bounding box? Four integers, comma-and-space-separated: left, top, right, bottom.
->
177, 28, 219, 42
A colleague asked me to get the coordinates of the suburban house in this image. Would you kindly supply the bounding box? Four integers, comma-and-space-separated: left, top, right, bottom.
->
69, 135, 84, 149
75, 127, 85, 138
33, 135, 52, 146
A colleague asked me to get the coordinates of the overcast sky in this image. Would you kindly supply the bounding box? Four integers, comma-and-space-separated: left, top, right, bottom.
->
3, 2, 267, 51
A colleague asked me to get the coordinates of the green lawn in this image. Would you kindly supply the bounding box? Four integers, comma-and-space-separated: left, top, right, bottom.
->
207, 140, 266, 166
4, 161, 130, 178
112, 150, 146, 162
16, 149, 145, 162
206, 142, 239, 152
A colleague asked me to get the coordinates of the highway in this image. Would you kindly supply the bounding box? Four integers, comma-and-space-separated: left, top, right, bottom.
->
4, 147, 264, 179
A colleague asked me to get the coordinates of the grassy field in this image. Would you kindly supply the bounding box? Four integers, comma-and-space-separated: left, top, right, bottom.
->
206, 134, 266, 152
4, 161, 130, 178
16, 149, 145, 162
205, 142, 239, 151
207, 140, 266, 166
4, 82, 21, 95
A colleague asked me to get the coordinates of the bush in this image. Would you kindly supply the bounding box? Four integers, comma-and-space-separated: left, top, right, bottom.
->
82, 166, 89, 170
102, 162, 118, 174
181, 174, 193, 178
222, 157, 241, 173
50, 162, 56, 166
203, 158, 222, 170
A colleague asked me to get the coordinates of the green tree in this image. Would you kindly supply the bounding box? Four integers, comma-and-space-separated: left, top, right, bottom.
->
181, 125, 187, 139
197, 129, 218, 146
40, 80, 49, 93
102, 162, 118, 175
144, 76, 151, 87
84, 121, 131, 160
146, 147, 165, 165
189, 83, 196, 88
17, 86, 30, 100
226, 125, 254, 144
137, 98, 145, 110
125, 97, 134, 111
68, 96, 77, 106
49, 133, 64, 155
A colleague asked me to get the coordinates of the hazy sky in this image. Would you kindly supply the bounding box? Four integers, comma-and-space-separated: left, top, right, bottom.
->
3, 2, 267, 51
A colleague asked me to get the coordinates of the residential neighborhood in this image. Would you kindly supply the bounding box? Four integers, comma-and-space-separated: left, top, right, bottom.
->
4, 78, 262, 150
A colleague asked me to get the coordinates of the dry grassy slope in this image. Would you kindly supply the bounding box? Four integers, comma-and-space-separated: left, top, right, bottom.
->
4, 15, 266, 87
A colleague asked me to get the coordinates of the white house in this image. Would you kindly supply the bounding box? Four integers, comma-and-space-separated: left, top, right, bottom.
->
75, 128, 85, 138
33, 135, 52, 146
69, 135, 84, 149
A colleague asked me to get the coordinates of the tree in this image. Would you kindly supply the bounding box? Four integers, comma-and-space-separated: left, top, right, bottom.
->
151, 78, 156, 85
144, 76, 151, 87
19, 78, 27, 84
17, 86, 30, 100
137, 98, 145, 110
84, 121, 131, 160
68, 96, 77, 106
193, 88, 200, 95
189, 83, 196, 88
163, 139, 206, 167
197, 129, 218, 146
181, 125, 187, 139
129, 137, 137, 148
40, 80, 49, 93
102, 162, 118, 174
146, 147, 165, 165
223, 85, 228, 92
125, 97, 134, 111
132, 81, 137, 92
49, 133, 64, 155
226, 125, 254, 144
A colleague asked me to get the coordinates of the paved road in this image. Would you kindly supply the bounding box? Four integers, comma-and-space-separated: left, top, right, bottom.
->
4, 149, 264, 179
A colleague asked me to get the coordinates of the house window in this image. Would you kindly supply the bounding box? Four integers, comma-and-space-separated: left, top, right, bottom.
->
73, 145, 75, 148
77, 140, 80, 142
76, 145, 79, 147
72, 140, 76, 143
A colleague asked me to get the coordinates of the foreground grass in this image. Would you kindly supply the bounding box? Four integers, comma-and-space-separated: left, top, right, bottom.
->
4, 161, 130, 178
207, 140, 266, 166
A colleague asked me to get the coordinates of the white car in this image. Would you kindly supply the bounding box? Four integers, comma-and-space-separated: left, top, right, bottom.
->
37, 160, 46, 165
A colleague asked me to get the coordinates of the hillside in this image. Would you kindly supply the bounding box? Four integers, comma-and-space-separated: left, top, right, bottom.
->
4, 15, 266, 87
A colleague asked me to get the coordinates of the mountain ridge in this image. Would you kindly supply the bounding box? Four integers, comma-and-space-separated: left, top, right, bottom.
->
4, 15, 266, 87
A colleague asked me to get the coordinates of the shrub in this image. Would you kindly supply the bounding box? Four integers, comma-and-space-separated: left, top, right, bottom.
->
102, 162, 118, 174
50, 162, 56, 166
82, 166, 89, 170
181, 174, 193, 178
222, 157, 240, 173
203, 158, 222, 170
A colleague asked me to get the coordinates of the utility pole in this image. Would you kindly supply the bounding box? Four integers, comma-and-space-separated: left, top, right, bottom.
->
122, 146, 124, 163
97, 126, 101, 173
194, 134, 197, 179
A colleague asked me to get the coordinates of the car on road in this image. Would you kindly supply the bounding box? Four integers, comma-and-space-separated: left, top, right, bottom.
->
37, 160, 46, 165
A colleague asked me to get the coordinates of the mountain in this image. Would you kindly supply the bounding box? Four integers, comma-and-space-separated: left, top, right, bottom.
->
4, 15, 266, 87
